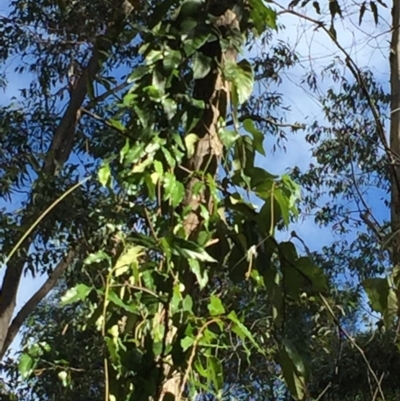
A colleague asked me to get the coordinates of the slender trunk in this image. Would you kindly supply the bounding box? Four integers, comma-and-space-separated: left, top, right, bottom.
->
0, 0, 135, 359
390, 0, 400, 265
390, 0, 400, 317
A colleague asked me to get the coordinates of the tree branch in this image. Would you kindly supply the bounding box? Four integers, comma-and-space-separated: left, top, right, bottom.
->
0, 249, 76, 359
43, 0, 135, 176
226, 113, 305, 130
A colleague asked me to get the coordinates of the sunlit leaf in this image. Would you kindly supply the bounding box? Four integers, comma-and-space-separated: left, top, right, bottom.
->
114, 246, 143, 277
61, 284, 92, 305
184, 133, 198, 158
208, 295, 225, 316
18, 353, 34, 379
58, 371, 68, 387
224, 59, 254, 104
98, 163, 111, 187
181, 336, 194, 351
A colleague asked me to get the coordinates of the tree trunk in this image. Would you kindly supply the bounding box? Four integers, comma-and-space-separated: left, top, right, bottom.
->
159, 3, 241, 400
390, 0, 400, 264
390, 0, 400, 314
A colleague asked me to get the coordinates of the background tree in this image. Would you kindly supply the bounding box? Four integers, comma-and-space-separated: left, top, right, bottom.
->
0, 0, 333, 400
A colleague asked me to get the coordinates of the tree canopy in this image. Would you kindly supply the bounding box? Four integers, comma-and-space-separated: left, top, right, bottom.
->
1, 0, 400, 400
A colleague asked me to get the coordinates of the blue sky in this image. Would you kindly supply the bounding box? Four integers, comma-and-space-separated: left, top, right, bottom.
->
0, 0, 392, 352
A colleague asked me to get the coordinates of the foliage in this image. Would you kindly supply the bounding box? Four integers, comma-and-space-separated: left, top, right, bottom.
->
0, 0, 336, 400
7, 0, 398, 401
1, 288, 103, 401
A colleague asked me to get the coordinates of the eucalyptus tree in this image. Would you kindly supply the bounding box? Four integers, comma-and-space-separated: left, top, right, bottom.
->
0, 0, 334, 400
271, 0, 400, 398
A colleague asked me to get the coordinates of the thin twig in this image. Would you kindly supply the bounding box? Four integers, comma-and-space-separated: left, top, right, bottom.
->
6, 177, 90, 263
291, 232, 386, 400
226, 113, 306, 129
80, 108, 130, 137
177, 318, 219, 401
319, 294, 386, 401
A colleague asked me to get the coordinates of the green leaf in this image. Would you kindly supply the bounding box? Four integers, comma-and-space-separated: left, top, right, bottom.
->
146, 49, 163, 65
363, 277, 397, 329
18, 353, 34, 379
127, 65, 149, 82
180, 18, 197, 35
228, 311, 261, 351
162, 97, 177, 120
189, 259, 209, 289
84, 251, 111, 265
280, 343, 307, 400
363, 278, 391, 313
163, 48, 182, 72
296, 257, 328, 292
122, 93, 137, 106
192, 52, 211, 79
144, 85, 163, 101
161, 147, 176, 168
243, 119, 265, 156
208, 295, 225, 316
109, 119, 125, 132
169, 237, 217, 263
273, 188, 290, 226
152, 70, 166, 99
181, 336, 194, 351
114, 246, 143, 277
105, 337, 121, 366
61, 284, 92, 305
98, 163, 111, 187
282, 339, 309, 377
183, 294, 193, 312
163, 172, 184, 207
108, 291, 138, 313
249, 0, 277, 33
184, 133, 198, 158
183, 28, 211, 56
207, 355, 223, 390
224, 59, 254, 104
219, 128, 240, 149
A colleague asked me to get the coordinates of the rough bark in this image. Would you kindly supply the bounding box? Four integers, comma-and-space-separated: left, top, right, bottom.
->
0, 0, 135, 359
159, 4, 241, 400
